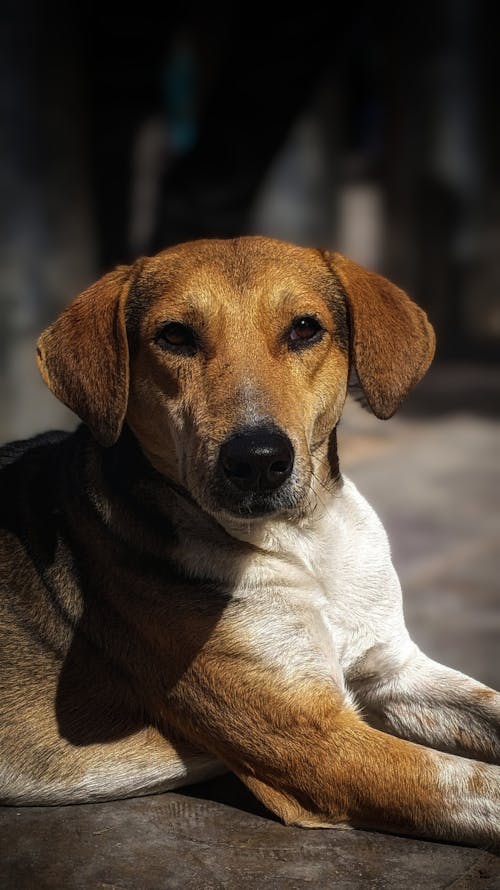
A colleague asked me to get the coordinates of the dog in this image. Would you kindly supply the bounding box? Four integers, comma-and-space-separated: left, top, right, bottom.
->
0, 237, 498, 848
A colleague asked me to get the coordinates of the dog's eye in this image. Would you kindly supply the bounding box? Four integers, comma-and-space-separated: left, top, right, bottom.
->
155, 322, 198, 356
288, 316, 324, 348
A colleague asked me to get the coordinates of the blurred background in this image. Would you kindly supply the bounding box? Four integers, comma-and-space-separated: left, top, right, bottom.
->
1, 3, 499, 685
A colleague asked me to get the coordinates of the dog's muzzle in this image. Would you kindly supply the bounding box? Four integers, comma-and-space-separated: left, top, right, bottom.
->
214, 425, 295, 516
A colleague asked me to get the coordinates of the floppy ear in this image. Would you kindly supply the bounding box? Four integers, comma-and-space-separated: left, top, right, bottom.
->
323, 251, 435, 419
37, 265, 135, 447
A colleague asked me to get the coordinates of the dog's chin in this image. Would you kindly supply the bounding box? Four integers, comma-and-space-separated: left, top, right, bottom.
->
204, 486, 306, 526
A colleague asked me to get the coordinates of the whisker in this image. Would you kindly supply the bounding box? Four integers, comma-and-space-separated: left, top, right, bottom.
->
309, 471, 330, 514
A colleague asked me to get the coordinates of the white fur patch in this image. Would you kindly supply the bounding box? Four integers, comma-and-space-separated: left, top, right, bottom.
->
434, 752, 500, 843
210, 476, 414, 690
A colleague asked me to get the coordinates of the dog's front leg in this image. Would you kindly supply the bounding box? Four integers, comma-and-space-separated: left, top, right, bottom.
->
161, 628, 499, 847
349, 645, 500, 763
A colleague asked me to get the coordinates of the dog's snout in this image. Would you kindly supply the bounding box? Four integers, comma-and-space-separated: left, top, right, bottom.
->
220, 428, 294, 493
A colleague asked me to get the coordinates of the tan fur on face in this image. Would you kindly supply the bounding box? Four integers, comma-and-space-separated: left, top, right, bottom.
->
125, 239, 350, 519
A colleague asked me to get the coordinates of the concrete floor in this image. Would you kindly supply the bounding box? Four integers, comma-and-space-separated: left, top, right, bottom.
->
1, 364, 499, 888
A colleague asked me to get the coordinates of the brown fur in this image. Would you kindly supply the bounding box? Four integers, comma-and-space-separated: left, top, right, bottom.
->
37, 265, 137, 447
158, 640, 452, 840
324, 251, 436, 418
124, 241, 351, 502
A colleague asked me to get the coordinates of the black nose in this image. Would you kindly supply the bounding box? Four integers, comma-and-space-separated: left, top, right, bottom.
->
220, 427, 294, 492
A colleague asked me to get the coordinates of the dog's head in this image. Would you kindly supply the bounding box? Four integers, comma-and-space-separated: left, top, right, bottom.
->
37, 237, 434, 522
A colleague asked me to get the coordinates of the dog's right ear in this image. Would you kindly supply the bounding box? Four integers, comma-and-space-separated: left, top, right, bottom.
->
37, 265, 136, 447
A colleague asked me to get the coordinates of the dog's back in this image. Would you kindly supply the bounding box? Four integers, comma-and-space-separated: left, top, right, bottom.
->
0, 429, 70, 468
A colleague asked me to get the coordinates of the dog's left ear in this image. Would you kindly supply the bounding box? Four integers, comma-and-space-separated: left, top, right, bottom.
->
322, 251, 435, 419
37, 264, 137, 447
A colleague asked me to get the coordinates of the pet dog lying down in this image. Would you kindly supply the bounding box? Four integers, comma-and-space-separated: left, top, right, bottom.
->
0, 237, 499, 847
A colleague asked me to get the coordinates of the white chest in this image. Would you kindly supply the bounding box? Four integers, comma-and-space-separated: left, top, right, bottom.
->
224, 478, 411, 681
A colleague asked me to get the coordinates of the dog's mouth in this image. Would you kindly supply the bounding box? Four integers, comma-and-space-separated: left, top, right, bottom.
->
210, 487, 302, 521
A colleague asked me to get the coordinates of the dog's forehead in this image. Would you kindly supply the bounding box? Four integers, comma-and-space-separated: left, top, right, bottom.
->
134, 237, 332, 316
